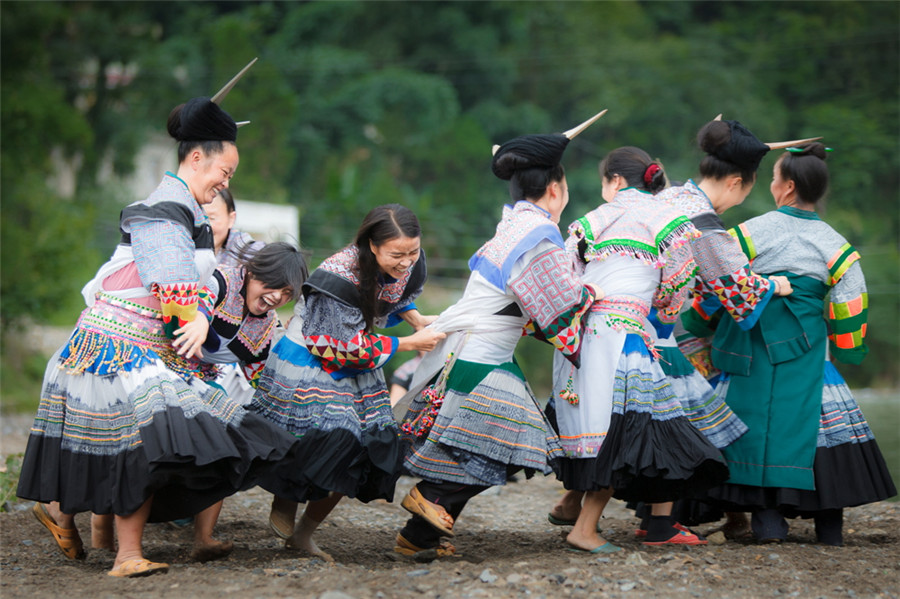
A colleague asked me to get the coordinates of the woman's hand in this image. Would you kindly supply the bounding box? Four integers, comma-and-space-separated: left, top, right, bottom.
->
397, 327, 446, 353
400, 309, 439, 331
587, 283, 605, 302
172, 313, 210, 359
770, 275, 793, 296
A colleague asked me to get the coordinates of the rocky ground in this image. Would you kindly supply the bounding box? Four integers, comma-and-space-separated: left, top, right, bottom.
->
1, 414, 897, 599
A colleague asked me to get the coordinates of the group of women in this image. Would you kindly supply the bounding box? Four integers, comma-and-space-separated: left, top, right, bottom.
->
16, 78, 895, 577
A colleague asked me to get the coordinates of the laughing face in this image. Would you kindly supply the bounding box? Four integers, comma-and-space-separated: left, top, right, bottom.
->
244, 277, 293, 316
370, 235, 421, 279
189, 143, 239, 205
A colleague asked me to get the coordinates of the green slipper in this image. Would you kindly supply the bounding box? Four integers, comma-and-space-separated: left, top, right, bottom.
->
547, 513, 577, 526
566, 541, 623, 554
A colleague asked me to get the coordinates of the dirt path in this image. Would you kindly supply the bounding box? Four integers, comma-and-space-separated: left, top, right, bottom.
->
1, 414, 897, 599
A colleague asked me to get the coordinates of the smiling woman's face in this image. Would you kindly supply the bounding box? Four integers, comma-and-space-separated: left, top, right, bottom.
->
370, 235, 420, 279
189, 143, 239, 205
244, 277, 292, 316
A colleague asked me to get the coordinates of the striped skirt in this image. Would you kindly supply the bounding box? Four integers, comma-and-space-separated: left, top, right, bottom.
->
16, 294, 298, 521
554, 333, 729, 502
402, 359, 562, 486
249, 335, 403, 502
656, 344, 748, 449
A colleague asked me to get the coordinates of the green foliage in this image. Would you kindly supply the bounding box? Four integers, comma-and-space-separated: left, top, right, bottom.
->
0, 176, 100, 327
1, 0, 897, 389
0, 454, 25, 512
0, 338, 48, 415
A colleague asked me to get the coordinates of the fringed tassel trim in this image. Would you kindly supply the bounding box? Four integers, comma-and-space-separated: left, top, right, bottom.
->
593, 314, 660, 360
583, 241, 664, 268
656, 218, 701, 255
59, 328, 158, 376
156, 346, 220, 383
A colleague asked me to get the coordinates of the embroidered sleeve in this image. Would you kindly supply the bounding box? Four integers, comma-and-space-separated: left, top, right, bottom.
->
827, 245, 868, 364
131, 218, 201, 337
691, 228, 774, 330
242, 360, 267, 389
198, 272, 222, 321
302, 293, 397, 374
654, 243, 698, 323
511, 244, 596, 365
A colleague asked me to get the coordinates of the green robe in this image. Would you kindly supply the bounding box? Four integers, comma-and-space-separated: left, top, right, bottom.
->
712, 274, 829, 490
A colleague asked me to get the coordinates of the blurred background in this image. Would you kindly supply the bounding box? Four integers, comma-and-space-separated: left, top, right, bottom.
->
1, 1, 897, 482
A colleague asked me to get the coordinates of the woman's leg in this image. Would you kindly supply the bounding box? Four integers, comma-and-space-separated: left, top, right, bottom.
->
286, 493, 343, 560
751, 508, 788, 543
549, 489, 585, 523
814, 509, 843, 546
269, 495, 299, 539
643, 501, 707, 545
112, 497, 159, 567
91, 513, 116, 550
191, 500, 234, 562
45, 502, 76, 529
566, 488, 615, 551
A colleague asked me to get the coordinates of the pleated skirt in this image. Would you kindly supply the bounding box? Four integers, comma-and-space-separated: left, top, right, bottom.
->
249, 335, 402, 503
707, 362, 896, 513
16, 294, 299, 521
555, 333, 729, 503
657, 344, 748, 450
402, 359, 562, 487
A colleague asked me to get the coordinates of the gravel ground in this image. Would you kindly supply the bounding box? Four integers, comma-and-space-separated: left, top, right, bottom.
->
1, 414, 898, 599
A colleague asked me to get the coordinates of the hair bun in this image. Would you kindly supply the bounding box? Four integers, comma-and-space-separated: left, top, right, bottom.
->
790, 142, 828, 160
491, 134, 570, 180
697, 120, 731, 154
167, 97, 237, 143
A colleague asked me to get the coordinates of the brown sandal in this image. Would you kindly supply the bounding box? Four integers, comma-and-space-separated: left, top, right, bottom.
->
107, 557, 169, 578
394, 533, 456, 557
32, 503, 85, 560
400, 486, 454, 537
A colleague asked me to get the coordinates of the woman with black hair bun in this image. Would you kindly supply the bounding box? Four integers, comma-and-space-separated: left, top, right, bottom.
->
624, 119, 803, 541
395, 114, 605, 558
703, 142, 896, 544
548, 146, 728, 552
250, 204, 445, 560
16, 64, 303, 577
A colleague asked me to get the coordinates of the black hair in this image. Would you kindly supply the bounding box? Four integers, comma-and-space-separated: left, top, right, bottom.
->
696, 120, 758, 188
599, 146, 666, 194
776, 142, 829, 204
216, 188, 236, 213
354, 204, 420, 332
237, 241, 308, 300
166, 102, 232, 163
506, 164, 566, 202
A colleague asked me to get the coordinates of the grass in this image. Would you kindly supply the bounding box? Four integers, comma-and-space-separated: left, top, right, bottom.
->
0, 453, 24, 512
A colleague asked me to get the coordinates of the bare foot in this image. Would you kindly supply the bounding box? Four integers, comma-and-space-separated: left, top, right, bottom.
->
549, 490, 584, 523
190, 539, 234, 562
566, 529, 610, 552
285, 534, 334, 562
719, 513, 752, 540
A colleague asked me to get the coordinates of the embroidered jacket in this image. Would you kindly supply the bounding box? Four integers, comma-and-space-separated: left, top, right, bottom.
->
300, 245, 426, 375
729, 206, 868, 364
658, 180, 775, 332
199, 264, 280, 386
121, 172, 217, 335
567, 187, 699, 350
470, 201, 598, 364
